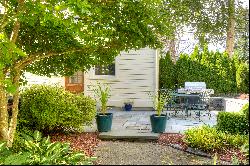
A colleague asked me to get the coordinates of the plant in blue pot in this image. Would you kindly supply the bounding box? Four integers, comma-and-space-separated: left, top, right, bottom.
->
93, 82, 112, 132
148, 90, 170, 133
123, 99, 134, 111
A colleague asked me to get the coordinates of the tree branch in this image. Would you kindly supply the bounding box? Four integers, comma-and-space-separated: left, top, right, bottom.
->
0, 7, 19, 32
0, 0, 8, 31
14, 49, 85, 70
9, 0, 25, 43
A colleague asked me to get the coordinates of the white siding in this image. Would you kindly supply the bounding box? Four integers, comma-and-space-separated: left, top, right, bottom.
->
84, 47, 159, 108
223, 98, 249, 112
21, 72, 64, 90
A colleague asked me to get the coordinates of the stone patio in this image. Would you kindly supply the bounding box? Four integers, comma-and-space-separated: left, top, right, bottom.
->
84, 108, 218, 140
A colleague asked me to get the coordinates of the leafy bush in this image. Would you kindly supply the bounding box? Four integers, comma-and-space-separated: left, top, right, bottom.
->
183, 125, 248, 152
74, 94, 97, 125
216, 111, 249, 135
240, 103, 249, 121
19, 85, 96, 133
236, 63, 249, 93
0, 131, 96, 165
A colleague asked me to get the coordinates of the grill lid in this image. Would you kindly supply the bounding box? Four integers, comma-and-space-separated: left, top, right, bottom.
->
184, 82, 206, 90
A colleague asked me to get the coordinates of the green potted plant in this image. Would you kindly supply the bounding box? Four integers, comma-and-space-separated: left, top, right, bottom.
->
148, 91, 170, 133
93, 82, 112, 132
123, 99, 134, 111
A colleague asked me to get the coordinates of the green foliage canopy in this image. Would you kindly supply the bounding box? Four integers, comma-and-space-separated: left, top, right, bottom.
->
1, 0, 176, 79
0, 0, 183, 144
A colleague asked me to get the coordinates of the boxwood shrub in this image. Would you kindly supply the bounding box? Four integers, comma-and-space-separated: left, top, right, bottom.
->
216, 110, 249, 135
19, 85, 96, 133
183, 125, 248, 152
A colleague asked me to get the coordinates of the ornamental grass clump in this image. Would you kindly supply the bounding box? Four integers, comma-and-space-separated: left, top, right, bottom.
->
93, 82, 111, 115
149, 91, 171, 116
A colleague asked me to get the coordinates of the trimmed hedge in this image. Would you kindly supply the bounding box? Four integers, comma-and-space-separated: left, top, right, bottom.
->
159, 52, 176, 89
159, 46, 249, 94
19, 85, 96, 133
184, 125, 248, 152
216, 111, 249, 135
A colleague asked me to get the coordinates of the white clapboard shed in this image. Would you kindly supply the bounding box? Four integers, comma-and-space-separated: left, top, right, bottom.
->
84, 47, 159, 108
23, 47, 159, 108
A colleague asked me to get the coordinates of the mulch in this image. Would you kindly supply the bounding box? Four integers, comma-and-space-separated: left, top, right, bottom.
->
50, 132, 101, 157
158, 133, 188, 150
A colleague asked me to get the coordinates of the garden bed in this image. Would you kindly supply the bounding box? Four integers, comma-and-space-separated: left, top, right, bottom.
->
158, 133, 248, 163
235, 93, 249, 100
50, 132, 101, 157
49, 131, 248, 164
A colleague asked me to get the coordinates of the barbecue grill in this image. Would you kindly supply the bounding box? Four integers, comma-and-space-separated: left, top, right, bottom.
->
177, 82, 213, 94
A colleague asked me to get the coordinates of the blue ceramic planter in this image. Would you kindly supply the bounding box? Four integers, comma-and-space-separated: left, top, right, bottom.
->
124, 103, 132, 111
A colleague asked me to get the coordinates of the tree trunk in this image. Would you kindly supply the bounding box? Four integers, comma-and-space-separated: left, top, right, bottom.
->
169, 38, 177, 63
3, 0, 24, 146
7, 72, 20, 147
226, 0, 236, 58
0, 80, 8, 142
198, 33, 207, 51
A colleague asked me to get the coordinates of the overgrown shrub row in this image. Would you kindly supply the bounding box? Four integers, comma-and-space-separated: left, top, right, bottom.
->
183, 125, 248, 152
18, 85, 96, 134
160, 46, 249, 94
184, 104, 249, 153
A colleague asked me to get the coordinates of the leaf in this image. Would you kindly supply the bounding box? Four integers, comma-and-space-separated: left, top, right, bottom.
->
21, 132, 34, 141
4, 152, 30, 165
45, 142, 60, 156
41, 136, 51, 145
25, 140, 38, 151
3, 79, 17, 94
33, 130, 42, 142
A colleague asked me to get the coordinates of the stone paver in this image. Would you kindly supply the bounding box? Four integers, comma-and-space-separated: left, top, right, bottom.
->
99, 130, 159, 140
84, 109, 218, 139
